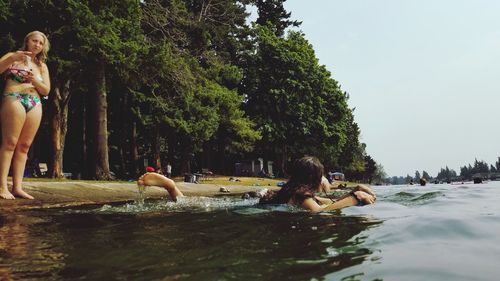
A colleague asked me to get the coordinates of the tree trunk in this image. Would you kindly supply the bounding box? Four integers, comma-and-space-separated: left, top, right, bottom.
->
152, 124, 162, 172
130, 121, 139, 176
90, 62, 111, 180
82, 90, 88, 179
279, 144, 287, 177
167, 133, 177, 176
47, 80, 71, 178
179, 140, 193, 175
117, 91, 128, 178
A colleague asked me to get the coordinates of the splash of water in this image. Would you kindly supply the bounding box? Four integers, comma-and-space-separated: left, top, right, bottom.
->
136, 184, 146, 206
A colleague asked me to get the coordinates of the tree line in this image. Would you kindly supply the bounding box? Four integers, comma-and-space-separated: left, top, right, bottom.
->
0, 0, 381, 181
387, 157, 500, 184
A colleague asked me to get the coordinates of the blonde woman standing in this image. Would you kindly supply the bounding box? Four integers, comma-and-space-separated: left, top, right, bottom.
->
0, 31, 50, 199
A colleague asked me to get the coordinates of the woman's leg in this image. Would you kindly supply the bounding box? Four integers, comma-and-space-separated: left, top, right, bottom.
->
0, 97, 26, 200
10, 104, 42, 199
138, 172, 184, 201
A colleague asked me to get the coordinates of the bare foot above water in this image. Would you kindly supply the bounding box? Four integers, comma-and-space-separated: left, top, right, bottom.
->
138, 172, 168, 187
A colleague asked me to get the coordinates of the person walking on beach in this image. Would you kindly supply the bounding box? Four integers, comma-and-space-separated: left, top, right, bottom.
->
166, 163, 172, 178
0, 31, 51, 199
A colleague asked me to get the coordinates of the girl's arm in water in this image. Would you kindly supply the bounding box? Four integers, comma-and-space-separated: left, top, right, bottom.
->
352, 184, 376, 198
314, 196, 335, 205
138, 172, 184, 201
304, 190, 376, 212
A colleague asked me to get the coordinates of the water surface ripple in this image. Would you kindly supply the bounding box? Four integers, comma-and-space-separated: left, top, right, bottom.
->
1, 182, 500, 280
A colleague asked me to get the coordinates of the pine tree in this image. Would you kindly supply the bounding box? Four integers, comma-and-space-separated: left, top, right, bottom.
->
255, 0, 301, 37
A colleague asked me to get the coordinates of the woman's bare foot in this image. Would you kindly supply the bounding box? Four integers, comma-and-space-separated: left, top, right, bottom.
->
137, 172, 184, 200
0, 189, 16, 200
138, 172, 170, 187
11, 188, 34, 200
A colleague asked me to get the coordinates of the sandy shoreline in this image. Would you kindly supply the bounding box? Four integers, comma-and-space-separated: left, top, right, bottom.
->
0, 181, 278, 210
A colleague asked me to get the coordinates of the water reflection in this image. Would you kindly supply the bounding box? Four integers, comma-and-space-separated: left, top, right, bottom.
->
0, 197, 383, 280
3, 183, 500, 280
256, 214, 382, 280
0, 212, 65, 280
44, 207, 382, 280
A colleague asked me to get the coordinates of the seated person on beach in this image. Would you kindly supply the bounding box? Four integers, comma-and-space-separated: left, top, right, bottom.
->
319, 176, 349, 191
137, 156, 376, 212
319, 176, 332, 193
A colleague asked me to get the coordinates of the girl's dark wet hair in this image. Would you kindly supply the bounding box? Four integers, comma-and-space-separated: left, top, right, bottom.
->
260, 156, 324, 205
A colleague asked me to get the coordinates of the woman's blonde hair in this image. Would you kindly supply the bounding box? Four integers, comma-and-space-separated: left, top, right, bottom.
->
21, 31, 50, 65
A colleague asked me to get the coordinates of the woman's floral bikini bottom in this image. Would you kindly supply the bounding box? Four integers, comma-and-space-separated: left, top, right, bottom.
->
3, 92, 41, 112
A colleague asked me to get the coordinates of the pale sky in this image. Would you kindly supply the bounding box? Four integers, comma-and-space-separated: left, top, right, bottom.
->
283, 0, 500, 177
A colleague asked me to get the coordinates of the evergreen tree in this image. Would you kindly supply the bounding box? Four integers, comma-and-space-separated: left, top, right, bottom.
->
0, 0, 379, 179
242, 26, 355, 175
405, 174, 413, 184
362, 155, 377, 183
422, 171, 431, 180
372, 163, 387, 184
135, 0, 259, 174
72, 0, 144, 179
436, 166, 456, 181
254, 0, 301, 37
337, 110, 366, 179
414, 170, 421, 181
490, 165, 496, 173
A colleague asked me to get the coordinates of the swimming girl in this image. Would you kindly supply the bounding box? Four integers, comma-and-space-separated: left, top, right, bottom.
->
0, 31, 51, 199
258, 156, 376, 212
137, 156, 376, 212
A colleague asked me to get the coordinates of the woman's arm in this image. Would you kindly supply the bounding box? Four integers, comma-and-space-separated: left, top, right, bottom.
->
0, 51, 31, 74
0, 52, 16, 74
29, 63, 50, 96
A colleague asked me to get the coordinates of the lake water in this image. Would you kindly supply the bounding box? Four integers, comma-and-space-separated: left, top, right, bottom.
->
1, 181, 500, 280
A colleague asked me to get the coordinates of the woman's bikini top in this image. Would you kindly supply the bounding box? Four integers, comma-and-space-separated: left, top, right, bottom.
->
4, 67, 43, 83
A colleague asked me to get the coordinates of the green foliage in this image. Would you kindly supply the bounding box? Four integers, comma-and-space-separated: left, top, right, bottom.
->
414, 170, 421, 181
1, 0, 376, 178
372, 163, 387, 184
128, 0, 260, 173
254, 0, 301, 37
436, 166, 457, 181
243, 25, 362, 174
209, 82, 261, 154
405, 174, 413, 184
0, 0, 11, 21
459, 158, 490, 179
66, 0, 143, 69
